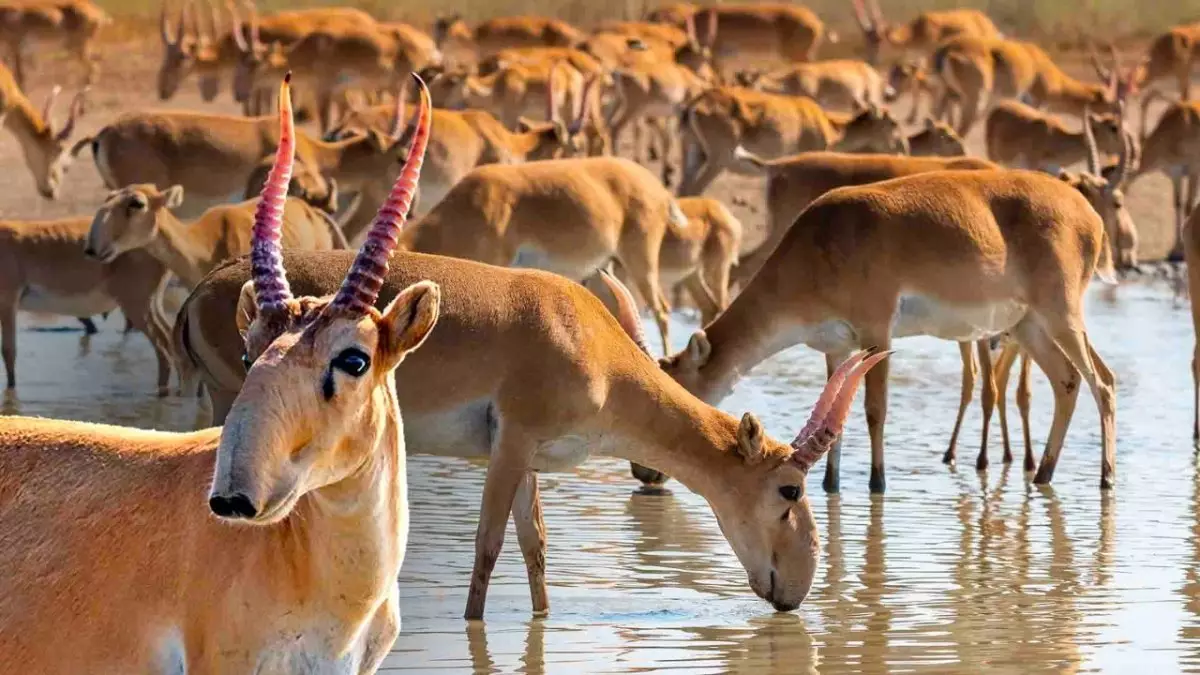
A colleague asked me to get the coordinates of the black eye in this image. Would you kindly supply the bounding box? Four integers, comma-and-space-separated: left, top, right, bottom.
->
129, 197, 147, 212
331, 348, 370, 377
779, 485, 801, 502
241, 352, 252, 371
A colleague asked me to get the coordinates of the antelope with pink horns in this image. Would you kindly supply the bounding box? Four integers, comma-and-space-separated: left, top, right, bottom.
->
0, 72, 440, 673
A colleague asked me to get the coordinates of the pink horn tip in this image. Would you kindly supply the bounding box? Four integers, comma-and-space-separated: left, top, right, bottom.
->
249, 72, 295, 312
791, 350, 870, 446
330, 72, 431, 315
598, 268, 653, 358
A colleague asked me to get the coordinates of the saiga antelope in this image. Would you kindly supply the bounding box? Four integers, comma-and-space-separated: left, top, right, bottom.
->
0, 63, 86, 198
175, 241, 891, 621
906, 118, 967, 157
0, 0, 109, 87
886, 59, 939, 124
1121, 24, 1200, 100
736, 59, 889, 112
426, 60, 587, 131
661, 169, 1119, 492
1127, 97, 1200, 261
648, 196, 743, 326
71, 106, 403, 219
323, 100, 575, 238
0, 217, 171, 393
85, 183, 346, 290
433, 14, 583, 62
156, 0, 237, 103
680, 3, 832, 71
395, 156, 685, 353
851, 0, 1000, 66
984, 100, 1125, 173
0, 74, 442, 673
607, 60, 709, 185
678, 86, 908, 196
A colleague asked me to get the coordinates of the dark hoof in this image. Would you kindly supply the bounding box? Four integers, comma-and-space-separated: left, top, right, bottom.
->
822, 470, 840, 494
630, 462, 669, 487
1032, 466, 1053, 485
1100, 475, 1115, 491
975, 456, 989, 472
941, 449, 956, 466
1024, 457, 1036, 473
1002, 451, 1014, 464
1168, 249, 1186, 263
869, 468, 886, 494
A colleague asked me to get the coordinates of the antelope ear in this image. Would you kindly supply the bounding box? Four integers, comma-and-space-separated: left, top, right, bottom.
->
736, 412, 765, 463
162, 184, 185, 210
378, 280, 442, 367
236, 280, 257, 340
683, 331, 712, 369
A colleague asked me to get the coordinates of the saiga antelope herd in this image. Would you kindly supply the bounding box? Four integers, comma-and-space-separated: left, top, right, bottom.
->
1, 0, 1199, 668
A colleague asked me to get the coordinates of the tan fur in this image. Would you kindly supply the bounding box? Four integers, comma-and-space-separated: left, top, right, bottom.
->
0, 59, 84, 199
326, 105, 572, 237
74, 109, 400, 219
0, 273, 441, 672
428, 60, 583, 130
176, 249, 838, 619
86, 184, 343, 288
730, 150, 997, 286
1129, 98, 1200, 260
661, 169, 1119, 492
1134, 23, 1200, 99
0, 0, 108, 87
660, 196, 743, 324
855, 2, 1000, 66
906, 118, 967, 157
433, 14, 583, 63
678, 86, 907, 196
0, 217, 171, 392
740, 59, 887, 112
886, 59, 939, 123
645, 2, 697, 25
686, 3, 830, 71
985, 100, 1124, 171
607, 60, 710, 185
397, 156, 682, 352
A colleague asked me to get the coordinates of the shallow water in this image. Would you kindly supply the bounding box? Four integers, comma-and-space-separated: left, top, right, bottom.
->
6, 278, 1200, 673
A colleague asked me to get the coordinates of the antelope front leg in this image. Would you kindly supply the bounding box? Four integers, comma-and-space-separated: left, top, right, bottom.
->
357, 585, 400, 674
466, 430, 533, 619
512, 471, 549, 616
863, 338, 893, 494
1, 297, 16, 389
974, 339, 998, 472
943, 341, 977, 466
822, 350, 854, 494
1016, 352, 1036, 472
992, 341, 1020, 465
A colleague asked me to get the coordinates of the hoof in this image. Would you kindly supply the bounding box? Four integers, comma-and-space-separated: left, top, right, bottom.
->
941, 449, 956, 466
869, 468, 886, 494
1032, 466, 1054, 485
975, 456, 989, 472
630, 462, 669, 487
1100, 475, 1115, 490
822, 471, 840, 494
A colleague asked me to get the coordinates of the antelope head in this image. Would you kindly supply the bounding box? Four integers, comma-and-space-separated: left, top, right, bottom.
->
885, 59, 924, 102
833, 104, 908, 154
852, 0, 888, 65
432, 12, 468, 49
602, 274, 890, 610
907, 118, 966, 157
674, 10, 715, 73
85, 183, 184, 262
27, 86, 86, 200
209, 72, 440, 524
157, 0, 197, 100
229, 0, 269, 104
1060, 103, 1139, 271
1089, 43, 1139, 112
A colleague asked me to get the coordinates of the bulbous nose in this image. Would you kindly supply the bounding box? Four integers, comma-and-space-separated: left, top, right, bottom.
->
209, 493, 258, 519
82, 245, 96, 258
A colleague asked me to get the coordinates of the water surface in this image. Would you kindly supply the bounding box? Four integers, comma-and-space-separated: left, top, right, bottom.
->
7, 280, 1197, 673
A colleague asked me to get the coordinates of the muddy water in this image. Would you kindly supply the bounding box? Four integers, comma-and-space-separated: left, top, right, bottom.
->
6, 278, 1199, 673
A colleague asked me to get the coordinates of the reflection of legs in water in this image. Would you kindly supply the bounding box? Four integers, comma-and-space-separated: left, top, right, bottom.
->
466, 617, 547, 674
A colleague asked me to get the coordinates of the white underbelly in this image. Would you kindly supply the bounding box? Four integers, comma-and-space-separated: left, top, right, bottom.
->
19, 285, 117, 316
892, 294, 1027, 341
509, 244, 610, 281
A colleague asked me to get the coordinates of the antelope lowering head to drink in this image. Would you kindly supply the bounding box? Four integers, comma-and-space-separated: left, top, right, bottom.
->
0, 73, 440, 674
0, 64, 86, 199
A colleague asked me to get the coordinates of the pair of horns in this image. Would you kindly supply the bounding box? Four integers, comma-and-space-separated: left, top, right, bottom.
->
851, 0, 885, 32
250, 71, 431, 314
597, 269, 891, 472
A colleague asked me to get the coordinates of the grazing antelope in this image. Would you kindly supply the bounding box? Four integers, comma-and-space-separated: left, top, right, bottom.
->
395, 156, 685, 353
728, 149, 997, 287
678, 87, 907, 196
737, 59, 889, 112
682, 3, 832, 71
157, 0, 237, 103
906, 118, 967, 157
0, 63, 85, 199
607, 60, 709, 185
851, 0, 1000, 66
427, 60, 587, 131
433, 14, 583, 62
71, 107, 403, 219
1127, 23, 1200, 100
661, 168, 1119, 493
0, 0, 109, 87
929, 36, 1041, 133
984, 100, 1125, 173
0, 75, 441, 673
1029, 44, 1133, 117
0, 217, 171, 392
85, 183, 346, 289
638, 196, 743, 325
324, 103, 574, 239
1128, 97, 1200, 261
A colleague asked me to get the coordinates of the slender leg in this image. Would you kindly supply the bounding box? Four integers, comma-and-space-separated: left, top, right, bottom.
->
992, 342, 1020, 464
975, 339, 997, 471
512, 472, 549, 616
683, 273, 721, 325
1194, 342, 1200, 443
1009, 316, 1082, 487
1171, 175, 1187, 262
943, 341, 977, 466
822, 350, 853, 494
862, 337, 893, 493
1, 298, 16, 389
465, 427, 533, 619
1016, 352, 1035, 472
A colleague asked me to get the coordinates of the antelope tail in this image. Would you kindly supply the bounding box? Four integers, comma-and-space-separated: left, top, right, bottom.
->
732, 145, 770, 172
69, 135, 95, 158
1095, 225, 1119, 286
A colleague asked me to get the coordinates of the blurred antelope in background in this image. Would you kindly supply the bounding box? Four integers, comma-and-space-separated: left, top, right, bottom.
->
851, 0, 1000, 66
0, 63, 85, 199
0, 0, 109, 87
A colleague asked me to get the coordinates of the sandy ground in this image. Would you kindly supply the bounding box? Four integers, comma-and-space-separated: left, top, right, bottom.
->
0, 42, 1183, 262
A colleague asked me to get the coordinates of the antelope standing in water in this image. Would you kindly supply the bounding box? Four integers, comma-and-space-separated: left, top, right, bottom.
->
0, 73, 440, 673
